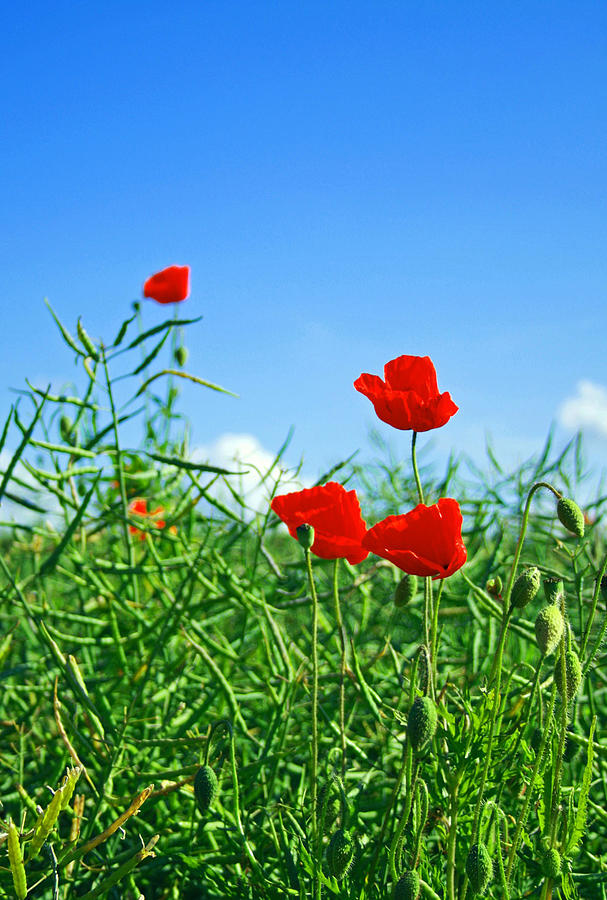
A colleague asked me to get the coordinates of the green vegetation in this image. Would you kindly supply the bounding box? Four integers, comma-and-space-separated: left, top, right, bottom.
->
1, 304, 606, 898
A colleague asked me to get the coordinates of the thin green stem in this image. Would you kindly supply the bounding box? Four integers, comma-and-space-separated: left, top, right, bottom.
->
446, 774, 460, 900
411, 431, 424, 504
332, 559, 347, 780
304, 548, 321, 900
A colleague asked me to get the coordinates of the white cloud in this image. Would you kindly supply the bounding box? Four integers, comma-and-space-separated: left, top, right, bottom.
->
558, 381, 607, 438
191, 433, 311, 518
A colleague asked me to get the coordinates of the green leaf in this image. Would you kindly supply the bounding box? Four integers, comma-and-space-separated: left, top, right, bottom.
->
566, 715, 595, 856
143, 450, 244, 475
125, 316, 202, 351
0, 392, 48, 503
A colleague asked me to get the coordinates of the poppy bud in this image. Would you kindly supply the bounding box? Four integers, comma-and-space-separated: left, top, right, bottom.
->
194, 765, 218, 815
486, 575, 502, 597
296, 523, 315, 551
511, 567, 541, 609
394, 574, 418, 608
408, 696, 437, 755
174, 345, 188, 367
554, 650, 582, 702
541, 847, 562, 878
59, 415, 74, 444
535, 605, 564, 656
557, 498, 585, 539
543, 576, 564, 605
465, 842, 493, 894
326, 829, 355, 879
393, 870, 420, 900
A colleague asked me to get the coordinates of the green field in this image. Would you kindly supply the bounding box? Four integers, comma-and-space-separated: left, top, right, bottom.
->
1, 307, 605, 899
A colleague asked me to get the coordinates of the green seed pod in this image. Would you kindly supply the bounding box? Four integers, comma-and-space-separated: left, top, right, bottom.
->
194, 765, 218, 815
535, 605, 564, 656
296, 523, 315, 551
77, 318, 99, 360
511, 566, 541, 609
543, 576, 564, 605
393, 870, 420, 900
394, 574, 418, 608
465, 842, 493, 894
557, 498, 585, 539
7, 820, 27, 900
486, 575, 503, 597
28, 783, 64, 860
541, 847, 562, 878
174, 345, 189, 367
554, 650, 582, 702
408, 696, 437, 755
326, 829, 355, 879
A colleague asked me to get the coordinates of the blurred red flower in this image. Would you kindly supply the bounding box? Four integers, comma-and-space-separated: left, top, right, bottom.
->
271, 482, 369, 564
143, 265, 190, 304
363, 498, 466, 579
129, 497, 167, 540
354, 355, 458, 432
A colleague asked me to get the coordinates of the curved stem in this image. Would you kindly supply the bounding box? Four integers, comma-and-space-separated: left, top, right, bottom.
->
411, 431, 424, 504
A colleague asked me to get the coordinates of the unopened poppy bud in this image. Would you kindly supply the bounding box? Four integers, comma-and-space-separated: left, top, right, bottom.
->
557, 498, 585, 539
511, 566, 541, 609
194, 765, 218, 815
408, 696, 437, 755
543, 576, 564, 605
394, 574, 418, 607
59, 415, 73, 444
486, 575, 502, 597
393, 870, 420, 900
554, 650, 582, 702
174, 345, 188, 367
541, 847, 562, 878
296, 523, 315, 551
535, 605, 564, 656
465, 842, 493, 894
326, 829, 355, 879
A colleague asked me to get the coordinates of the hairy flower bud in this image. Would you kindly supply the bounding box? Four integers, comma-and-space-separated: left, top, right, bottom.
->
557, 498, 585, 539
174, 345, 189, 367
543, 576, 564, 605
465, 842, 493, 894
408, 696, 437, 755
511, 566, 541, 609
554, 650, 582, 702
535, 605, 564, 656
296, 523, 315, 551
394, 574, 418, 608
541, 847, 562, 878
326, 829, 355, 879
393, 870, 420, 900
194, 765, 218, 815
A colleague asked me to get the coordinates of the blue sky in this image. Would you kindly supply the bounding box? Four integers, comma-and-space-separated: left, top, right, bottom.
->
2, 0, 607, 486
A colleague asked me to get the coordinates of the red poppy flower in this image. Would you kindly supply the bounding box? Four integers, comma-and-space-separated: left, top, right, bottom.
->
354, 355, 458, 432
271, 481, 369, 565
143, 265, 190, 304
129, 497, 167, 540
362, 498, 466, 579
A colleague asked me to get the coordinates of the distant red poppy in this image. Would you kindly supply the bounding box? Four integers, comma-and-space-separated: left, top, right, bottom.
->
363, 498, 466, 579
354, 355, 458, 432
271, 482, 369, 564
143, 265, 190, 304
129, 497, 167, 540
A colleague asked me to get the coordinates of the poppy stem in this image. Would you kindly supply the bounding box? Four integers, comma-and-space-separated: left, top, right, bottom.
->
332, 559, 347, 780
411, 432, 424, 505
304, 548, 321, 899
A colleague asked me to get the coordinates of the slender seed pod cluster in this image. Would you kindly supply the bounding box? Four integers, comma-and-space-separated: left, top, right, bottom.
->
535, 605, 564, 656
326, 829, 355, 879
7, 820, 27, 900
394, 574, 418, 608
557, 497, 585, 538
393, 870, 420, 900
407, 696, 437, 755
194, 765, 218, 815
554, 649, 582, 702
466, 842, 493, 894
511, 566, 541, 609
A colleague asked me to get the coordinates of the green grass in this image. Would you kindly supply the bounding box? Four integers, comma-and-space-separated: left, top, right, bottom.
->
1, 304, 606, 899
